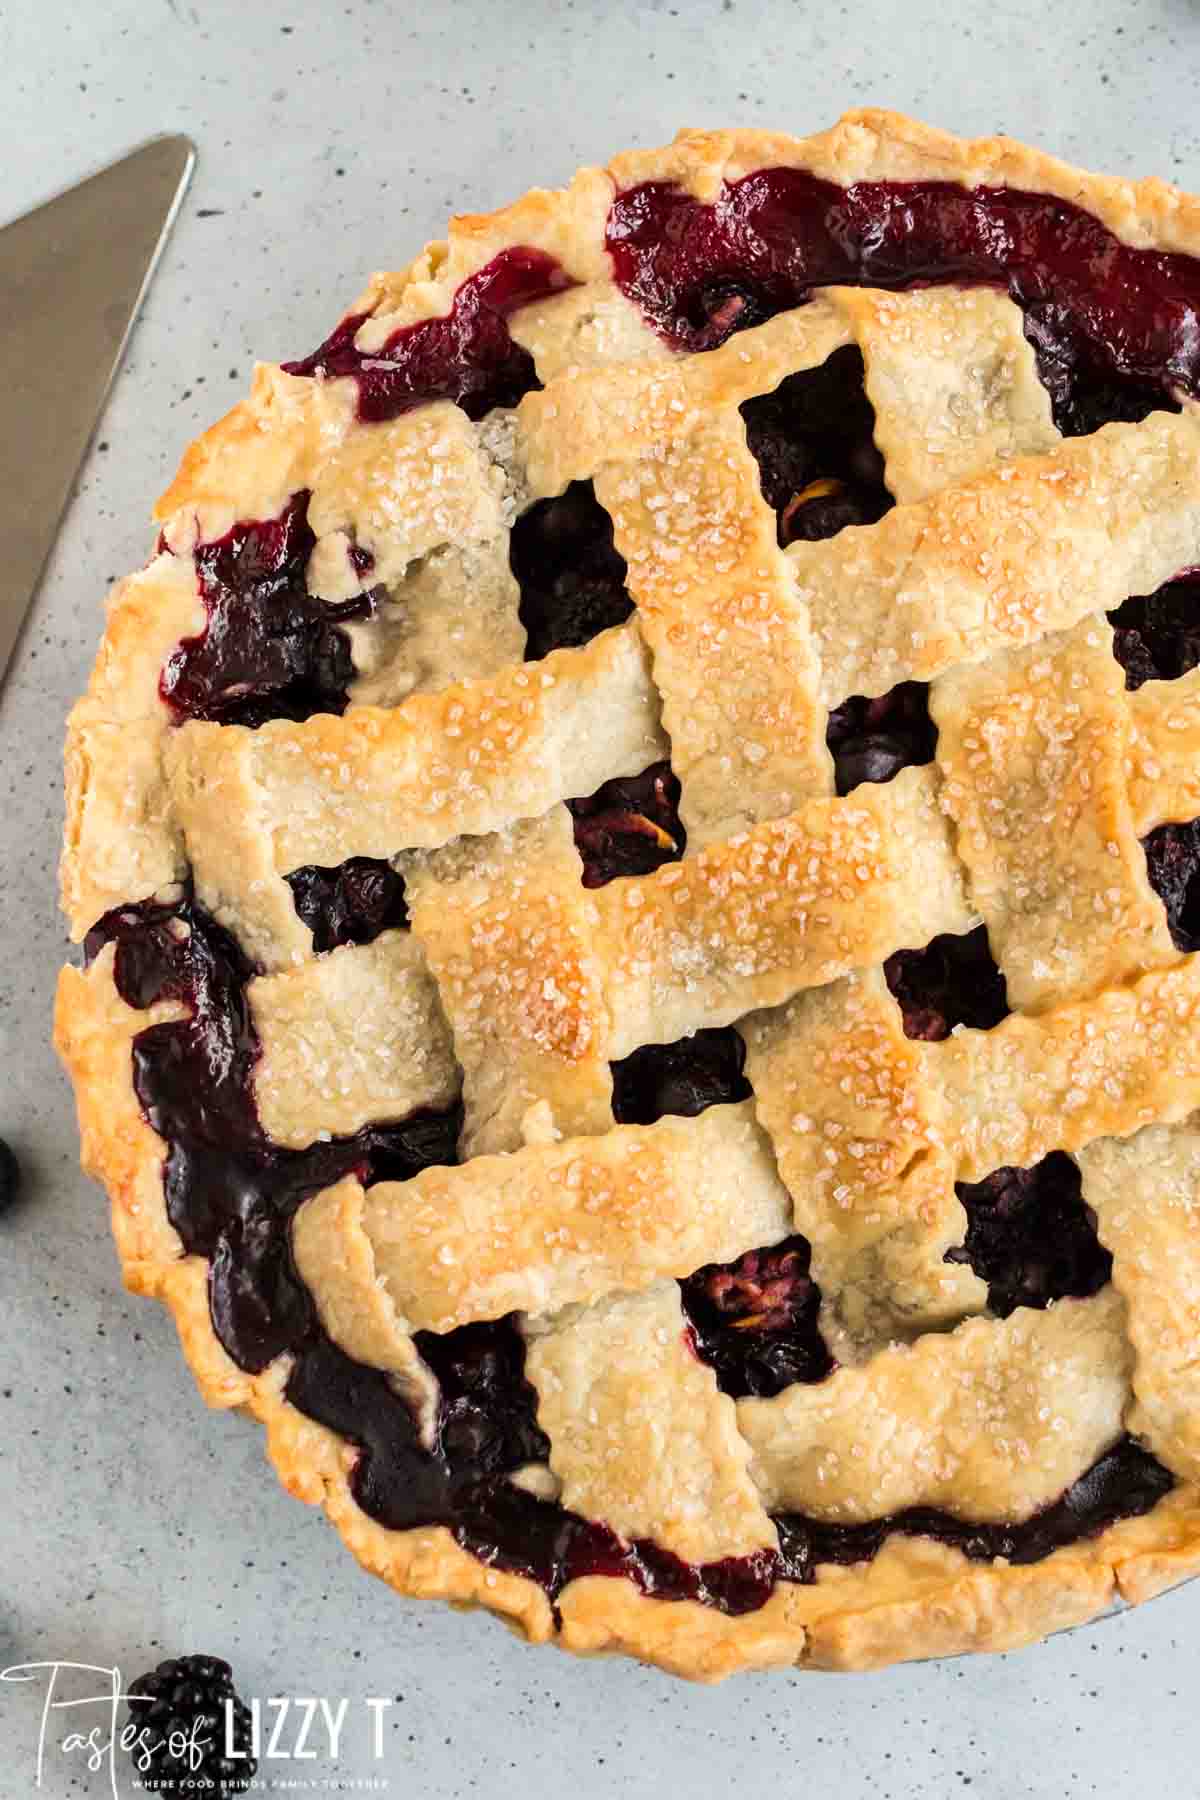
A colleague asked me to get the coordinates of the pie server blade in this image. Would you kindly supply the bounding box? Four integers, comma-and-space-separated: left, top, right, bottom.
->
0, 133, 195, 689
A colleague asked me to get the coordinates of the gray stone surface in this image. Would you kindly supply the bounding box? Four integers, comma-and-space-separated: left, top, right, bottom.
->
3, 0, 1200, 1793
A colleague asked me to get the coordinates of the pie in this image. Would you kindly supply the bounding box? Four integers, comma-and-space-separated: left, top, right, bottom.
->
54, 111, 1200, 1680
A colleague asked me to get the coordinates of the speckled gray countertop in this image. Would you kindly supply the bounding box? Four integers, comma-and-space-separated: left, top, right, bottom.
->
4, 1, 1200, 1795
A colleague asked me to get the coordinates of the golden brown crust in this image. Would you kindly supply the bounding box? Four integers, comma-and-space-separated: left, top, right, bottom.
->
608, 115, 1200, 254
556, 1500, 1200, 1677
57, 930, 1200, 1679
831, 285, 1058, 503
1128, 669, 1200, 832
249, 932, 458, 1148
596, 765, 972, 1055
54, 952, 187, 1284
933, 618, 1177, 1011
400, 809, 616, 1156
55, 110, 1200, 1680
738, 1292, 1133, 1522
742, 969, 986, 1355
351, 1100, 791, 1332
794, 410, 1200, 709
1081, 1126, 1200, 1485
931, 959, 1200, 1180
528, 1282, 779, 1563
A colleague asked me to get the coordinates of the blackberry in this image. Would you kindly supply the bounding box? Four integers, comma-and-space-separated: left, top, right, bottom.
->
125, 1655, 256, 1797
0, 1137, 19, 1213
740, 346, 893, 547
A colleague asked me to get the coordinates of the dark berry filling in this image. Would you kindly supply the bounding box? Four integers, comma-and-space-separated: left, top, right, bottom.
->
948, 1152, 1113, 1318
416, 1319, 550, 1478
1109, 571, 1200, 689
286, 1325, 1167, 1613
568, 760, 684, 887
741, 347, 892, 545
680, 1236, 833, 1398
607, 173, 1199, 432
84, 893, 772, 1611
1022, 310, 1180, 440
510, 480, 635, 660
87, 165, 1198, 1616
611, 1025, 750, 1125
772, 1437, 1172, 1578
286, 858, 409, 953
286, 1326, 787, 1612
282, 248, 572, 424
678, 276, 786, 352
84, 892, 459, 1370
884, 924, 1010, 1041
1143, 818, 1200, 950
88, 894, 1169, 1612
160, 493, 377, 728
826, 680, 937, 796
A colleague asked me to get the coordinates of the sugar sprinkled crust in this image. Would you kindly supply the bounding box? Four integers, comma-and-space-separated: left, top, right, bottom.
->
794, 410, 1200, 708
400, 808, 615, 1155
54, 110, 1200, 1680
739, 1290, 1133, 1521
354, 1100, 792, 1331
250, 932, 458, 1148
528, 1281, 779, 1563
742, 969, 986, 1357
933, 617, 1177, 1011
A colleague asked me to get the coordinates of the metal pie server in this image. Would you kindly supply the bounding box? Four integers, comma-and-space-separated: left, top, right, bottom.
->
0, 134, 195, 688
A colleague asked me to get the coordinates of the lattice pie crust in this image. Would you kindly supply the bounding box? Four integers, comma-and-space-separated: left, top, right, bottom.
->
54, 111, 1200, 1679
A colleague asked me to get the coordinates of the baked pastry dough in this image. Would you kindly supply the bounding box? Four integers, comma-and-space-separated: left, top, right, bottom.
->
55, 111, 1200, 1679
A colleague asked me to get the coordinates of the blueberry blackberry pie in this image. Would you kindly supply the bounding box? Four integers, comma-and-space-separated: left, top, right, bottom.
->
55, 113, 1200, 1679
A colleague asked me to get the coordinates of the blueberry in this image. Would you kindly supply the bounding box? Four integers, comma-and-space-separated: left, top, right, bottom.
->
0, 1139, 19, 1213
